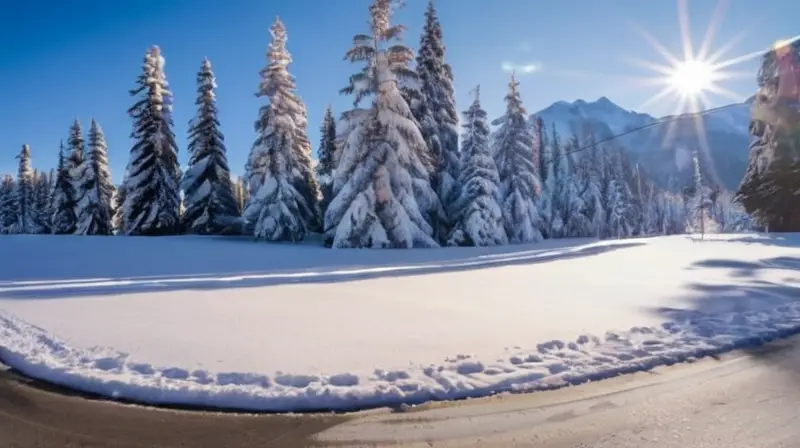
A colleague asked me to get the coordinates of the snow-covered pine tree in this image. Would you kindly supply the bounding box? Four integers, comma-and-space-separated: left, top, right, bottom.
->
123, 46, 182, 235
686, 148, 717, 237
415, 0, 460, 236
577, 128, 604, 237
66, 119, 89, 226
533, 116, 553, 238
603, 148, 633, 239
316, 105, 337, 219
112, 179, 126, 233
447, 86, 506, 247
560, 136, 591, 237
13, 145, 42, 234
548, 131, 588, 237
181, 58, 239, 235
74, 119, 116, 235
635, 164, 661, 236
33, 170, 52, 233
324, 0, 440, 248
243, 18, 321, 241
493, 74, 543, 243
51, 141, 77, 234
616, 150, 641, 236
0, 175, 17, 234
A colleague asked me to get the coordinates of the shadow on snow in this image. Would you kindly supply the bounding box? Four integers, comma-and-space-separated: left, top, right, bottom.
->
0, 240, 643, 300
647, 253, 800, 382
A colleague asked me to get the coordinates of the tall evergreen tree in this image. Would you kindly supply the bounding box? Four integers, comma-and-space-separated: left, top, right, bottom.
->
51, 141, 77, 234
181, 58, 239, 234
415, 0, 460, 237
558, 136, 591, 237
447, 86, 506, 246
13, 144, 41, 234
576, 129, 604, 237
316, 105, 337, 221
325, 0, 440, 248
603, 148, 634, 238
534, 117, 553, 238
112, 179, 126, 233
122, 46, 182, 235
66, 119, 88, 224
493, 74, 542, 243
686, 149, 717, 235
0, 175, 16, 234
75, 119, 116, 235
243, 18, 320, 241
33, 170, 52, 233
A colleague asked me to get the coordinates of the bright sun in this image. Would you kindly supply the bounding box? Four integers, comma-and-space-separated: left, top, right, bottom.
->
667, 59, 716, 96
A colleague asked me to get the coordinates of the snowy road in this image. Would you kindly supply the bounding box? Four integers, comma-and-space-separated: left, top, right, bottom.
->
317, 337, 800, 447
3, 337, 800, 447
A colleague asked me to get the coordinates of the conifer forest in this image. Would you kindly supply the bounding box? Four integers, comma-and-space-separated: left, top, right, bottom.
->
3, 0, 797, 247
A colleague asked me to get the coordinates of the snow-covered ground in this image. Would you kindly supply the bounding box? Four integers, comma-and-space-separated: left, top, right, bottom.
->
1, 233, 799, 412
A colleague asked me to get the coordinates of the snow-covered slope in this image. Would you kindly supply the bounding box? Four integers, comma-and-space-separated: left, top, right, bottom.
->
532, 97, 752, 191
2, 234, 800, 412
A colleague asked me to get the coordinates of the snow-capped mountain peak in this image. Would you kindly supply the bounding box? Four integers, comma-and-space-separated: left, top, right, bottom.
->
535, 97, 656, 140
531, 96, 752, 191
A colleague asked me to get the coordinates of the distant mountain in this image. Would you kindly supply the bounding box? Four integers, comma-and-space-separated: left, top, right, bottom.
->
530, 97, 752, 191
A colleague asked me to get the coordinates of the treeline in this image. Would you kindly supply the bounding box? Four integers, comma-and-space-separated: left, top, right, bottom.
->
0, 0, 753, 245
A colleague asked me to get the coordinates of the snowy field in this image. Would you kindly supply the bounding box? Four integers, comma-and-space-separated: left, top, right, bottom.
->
1, 233, 800, 412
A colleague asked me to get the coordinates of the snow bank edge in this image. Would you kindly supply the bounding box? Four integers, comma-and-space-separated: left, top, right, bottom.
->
2, 306, 800, 414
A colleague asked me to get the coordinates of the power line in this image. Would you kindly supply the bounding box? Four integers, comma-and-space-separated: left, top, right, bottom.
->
540, 102, 746, 165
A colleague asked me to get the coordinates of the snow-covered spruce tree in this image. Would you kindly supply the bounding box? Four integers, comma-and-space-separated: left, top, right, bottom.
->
415, 0, 460, 236
493, 75, 543, 243
13, 144, 42, 234
603, 148, 633, 239
181, 58, 239, 235
576, 129, 604, 237
324, 0, 441, 248
685, 149, 717, 236
533, 116, 553, 238
563, 137, 592, 237
112, 178, 126, 233
549, 132, 588, 237
0, 175, 17, 234
243, 18, 321, 241
447, 86, 506, 247
74, 119, 116, 235
316, 105, 337, 219
33, 170, 52, 233
51, 141, 77, 234
122, 46, 182, 235
66, 119, 90, 224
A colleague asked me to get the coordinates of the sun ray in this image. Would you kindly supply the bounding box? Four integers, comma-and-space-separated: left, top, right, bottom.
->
705, 84, 747, 103
677, 0, 695, 60
622, 56, 675, 76
712, 48, 771, 71
638, 85, 679, 111
705, 26, 753, 65
630, 23, 682, 67
712, 70, 757, 81
697, 0, 730, 61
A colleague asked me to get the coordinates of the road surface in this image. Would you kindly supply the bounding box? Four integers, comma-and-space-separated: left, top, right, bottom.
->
2, 338, 800, 447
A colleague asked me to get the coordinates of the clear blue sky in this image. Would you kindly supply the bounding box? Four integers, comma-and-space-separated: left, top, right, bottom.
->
0, 0, 796, 180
